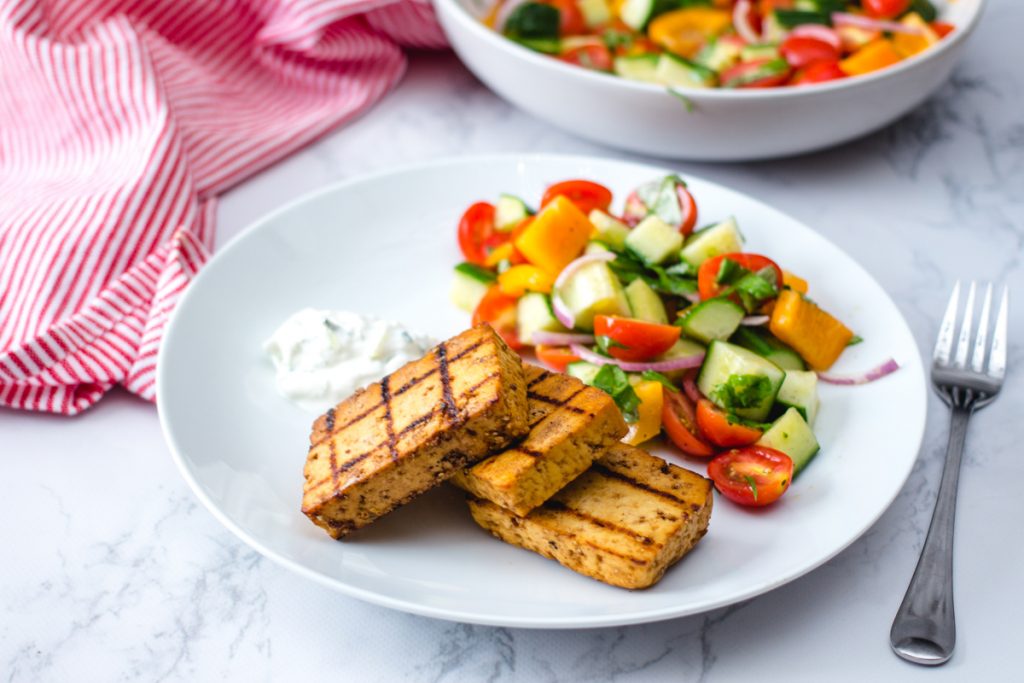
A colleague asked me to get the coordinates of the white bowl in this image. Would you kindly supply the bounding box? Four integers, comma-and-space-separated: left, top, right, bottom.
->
434, 0, 985, 160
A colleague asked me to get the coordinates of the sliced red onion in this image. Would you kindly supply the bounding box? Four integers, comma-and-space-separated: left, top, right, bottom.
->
790, 24, 842, 51
682, 369, 704, 404
622, 191, 647, 227
733, 0, 761, 44
740, 315, 770, 326
552, 294, 576, 329
684, 291, 702, 304
570, 344, 705, 373
832, 12, 924, 35
531, 331, 595, 346
818, 358, 901, 386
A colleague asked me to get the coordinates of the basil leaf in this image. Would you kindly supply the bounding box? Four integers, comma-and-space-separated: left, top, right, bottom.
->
592, 365, 641, 423
595, 335, 628, 356
711, 374, 773, 410
641, 370, 680, 392
733, 266, 779, 312
744, 475, 759, 502
847, 335, 864, 347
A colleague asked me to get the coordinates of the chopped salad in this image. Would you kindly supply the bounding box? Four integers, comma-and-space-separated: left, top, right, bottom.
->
487, 0, 953, 89
450, 176, 899, 507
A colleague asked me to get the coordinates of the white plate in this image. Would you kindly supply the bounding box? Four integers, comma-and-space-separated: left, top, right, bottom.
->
158, 155, 926, 628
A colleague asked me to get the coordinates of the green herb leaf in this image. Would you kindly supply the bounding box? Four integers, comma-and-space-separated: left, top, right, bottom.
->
847, 335, 864, 347
668, 89, 695, 113
772, 8, 830, 27
733, 267, 779, 312
715, 257, 744, 285
504, 3, 560, 40
595, 335, 628, 356
609, 251, 698, 298
454, 262, 497, 283
593, 365, 641, 423
601, 28, 634, 51
744, 475, 759, 501
641, 370, 680, 392
909, 0, 937, 21
711, 374, 772, 411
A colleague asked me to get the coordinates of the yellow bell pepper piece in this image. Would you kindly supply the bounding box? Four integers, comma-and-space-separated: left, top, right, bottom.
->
484, 242, 516, 268
622, 380, 664, 446
497, 264, 555, 297
782, 270, 808, 294
514, 195, 593, 275
648, 8, 733, 58
892, 13, 939, 58
769, 290, 853, 371
839, 39, 902, 77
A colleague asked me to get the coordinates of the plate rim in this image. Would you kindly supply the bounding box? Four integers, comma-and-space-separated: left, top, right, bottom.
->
157, 153, 928, 628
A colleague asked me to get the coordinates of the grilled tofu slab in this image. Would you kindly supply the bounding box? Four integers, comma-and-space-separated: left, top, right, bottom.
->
302, 324, 529, 539
450, 365, 628, 516
467, 443, 713, 589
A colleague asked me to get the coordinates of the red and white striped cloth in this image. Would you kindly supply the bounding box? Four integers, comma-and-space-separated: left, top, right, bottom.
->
0, 0, 447, 415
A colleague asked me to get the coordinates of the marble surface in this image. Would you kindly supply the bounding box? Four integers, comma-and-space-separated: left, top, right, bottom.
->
2, 1, 1022, 679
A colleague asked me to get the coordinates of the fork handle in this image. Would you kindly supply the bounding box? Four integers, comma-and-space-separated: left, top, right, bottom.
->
890, 406, 972, 666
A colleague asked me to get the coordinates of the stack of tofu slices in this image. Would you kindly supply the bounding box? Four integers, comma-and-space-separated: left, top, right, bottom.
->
302, 324, 713, 589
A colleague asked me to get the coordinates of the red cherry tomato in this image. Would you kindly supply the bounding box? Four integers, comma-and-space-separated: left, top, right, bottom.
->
696, 399, 763, 447
543, 0, 586, 35
677, 184, 698, 235
592, 316, 681, 362
662, 389, 716, 458
535, 345, 581, 371
708, 446, 794, 507
697, 253, 784, 302
862, 0, 910, 19
560, 44, 613, 71
541, 179, 613, 214
719, 59, 791, 88
472, 286, 523, 349
780, 36, 840, 68
791, 60, 847, 86
931, 21, 955, 38
458, 202, 506, 266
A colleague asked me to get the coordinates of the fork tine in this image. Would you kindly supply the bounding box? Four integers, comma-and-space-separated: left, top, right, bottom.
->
952, 281, 976, 368
970, 283, 993, 373
988, 285, 1009, 380
934, 280, 960, 366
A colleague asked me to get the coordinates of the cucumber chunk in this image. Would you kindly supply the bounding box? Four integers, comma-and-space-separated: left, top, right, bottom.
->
495, 194, 531, 232
619, 0, 665, 30
678, 298, 745, 344
740, 44, 781, 62
776, 370, 819, 426
517, 292, 565, 344
655, 337, 707, 381
588, 209, 631, 250
757, 407, 820, 475
558, 262, 631, 331
625, 215, 683, 265
585, 240, 613, 254
680, 216, 744, 268
566, 360, 602, 386
578, 0, 611, 27
614, 54, 660, 83
732, 327, 807, 371
695, 37, 743, 72
625, 278, 669, 324
697, 340, 785, 422
450, 263, 495, 312
655, 54, 716, 88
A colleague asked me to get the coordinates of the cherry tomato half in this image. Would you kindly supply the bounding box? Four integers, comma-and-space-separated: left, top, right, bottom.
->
458, 202, 506, 266
593, 315, 681, 362
780, 35, 840, 68
719, 59, 791, 89
472, 286, 523, 349
697, 253, 784, 302
791, 60, 847, 86
931, 21, 955, 38
560, 44, 613, 71
541, 179, 613, 215
543, 0, 586, 35
696, 399, 763, 447
862, 0, 910, 20
707, 446, 794, 507
535, 345, 581, 372
662, 389, 716, 458
677, 184, 699, 235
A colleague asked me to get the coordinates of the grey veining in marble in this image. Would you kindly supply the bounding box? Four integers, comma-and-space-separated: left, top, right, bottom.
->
2, 0, 1022, 680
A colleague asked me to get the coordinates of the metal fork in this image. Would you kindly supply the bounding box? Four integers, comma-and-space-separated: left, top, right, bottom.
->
890, 281, 1009, 666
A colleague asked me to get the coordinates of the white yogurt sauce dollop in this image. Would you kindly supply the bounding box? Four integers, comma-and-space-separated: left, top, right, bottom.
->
263, 308, 435, 413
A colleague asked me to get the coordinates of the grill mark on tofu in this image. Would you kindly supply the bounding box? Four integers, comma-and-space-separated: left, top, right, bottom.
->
591, 464, 690, 507
310, 339, 486, 445
526, 372, 549, 389
542, 499, 659, 547
328, 437, 339, 489
436, 342, 459, 422
380, 374, 399, 461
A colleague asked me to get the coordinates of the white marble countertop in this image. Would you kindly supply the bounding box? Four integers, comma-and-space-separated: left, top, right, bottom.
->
2, 1, 1022, 679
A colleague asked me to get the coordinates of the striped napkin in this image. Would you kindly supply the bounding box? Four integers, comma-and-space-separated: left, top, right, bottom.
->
0, 0, 447, 415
